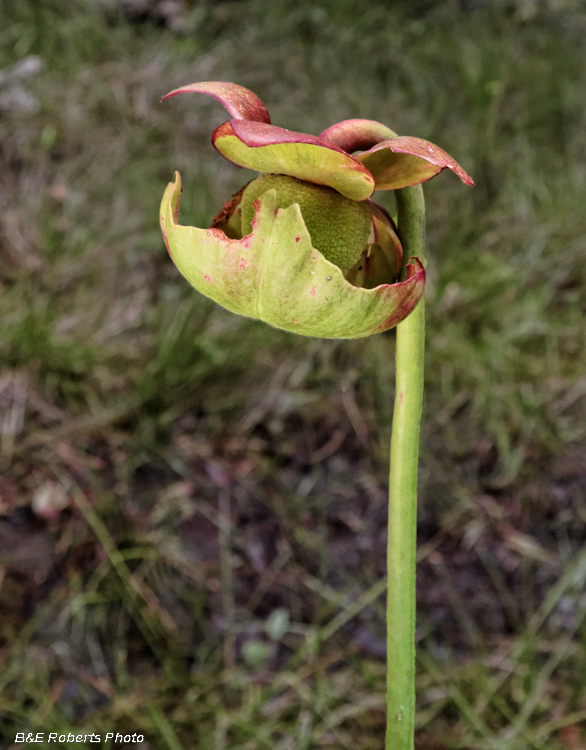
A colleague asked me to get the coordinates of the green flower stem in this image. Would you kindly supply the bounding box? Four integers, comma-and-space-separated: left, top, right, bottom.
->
386, 185, 426, 750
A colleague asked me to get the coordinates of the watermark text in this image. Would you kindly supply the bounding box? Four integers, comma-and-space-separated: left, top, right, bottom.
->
15, 732, 144, 745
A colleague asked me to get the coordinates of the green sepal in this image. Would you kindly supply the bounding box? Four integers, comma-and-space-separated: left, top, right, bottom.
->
160, 172, 425, 339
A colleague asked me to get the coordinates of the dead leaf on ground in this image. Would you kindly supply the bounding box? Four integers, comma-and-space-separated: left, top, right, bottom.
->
560, 725, 586, 749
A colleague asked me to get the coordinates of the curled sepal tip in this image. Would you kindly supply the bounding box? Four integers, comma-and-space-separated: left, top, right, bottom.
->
357, 136, 475, 190
160, 172, 425, 339
161, 81, 271, 124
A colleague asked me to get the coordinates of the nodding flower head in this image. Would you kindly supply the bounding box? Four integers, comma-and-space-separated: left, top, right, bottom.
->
160, 81, 473, 339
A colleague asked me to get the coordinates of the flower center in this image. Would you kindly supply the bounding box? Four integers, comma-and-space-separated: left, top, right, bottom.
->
240, 174, 372, 274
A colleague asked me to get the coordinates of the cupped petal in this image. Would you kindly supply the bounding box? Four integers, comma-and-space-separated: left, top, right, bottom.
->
366, 200, 403, 271
160, 173, 425, 339
212, 120, 375, 201
319, 119, 398, 153
161, 81, 271, 124
344, 200, 403, 290
356, 136, 475, 190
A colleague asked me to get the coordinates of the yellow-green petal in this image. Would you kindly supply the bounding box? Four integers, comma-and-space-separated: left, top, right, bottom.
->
213, 121, 375, 201
160, 172, 425, 339
356, 136, 475, 190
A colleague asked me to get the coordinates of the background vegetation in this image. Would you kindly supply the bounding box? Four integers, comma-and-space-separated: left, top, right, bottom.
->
1, 0, 585, 747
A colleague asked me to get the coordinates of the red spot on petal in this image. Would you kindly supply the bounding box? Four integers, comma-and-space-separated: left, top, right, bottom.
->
310, 286, 316, 296
203, 274, 212, 282
295, 236, 301, 242
239, 258, 249, 269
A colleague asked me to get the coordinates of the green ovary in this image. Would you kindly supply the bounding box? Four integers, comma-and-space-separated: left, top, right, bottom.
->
240, 174, 371, 273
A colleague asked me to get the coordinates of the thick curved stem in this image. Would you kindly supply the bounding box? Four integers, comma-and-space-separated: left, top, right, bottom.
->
386, 185, 426, 750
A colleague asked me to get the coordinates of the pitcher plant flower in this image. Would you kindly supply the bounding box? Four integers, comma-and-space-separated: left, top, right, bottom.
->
160, 81, 473, 339
160, 82, 474, 750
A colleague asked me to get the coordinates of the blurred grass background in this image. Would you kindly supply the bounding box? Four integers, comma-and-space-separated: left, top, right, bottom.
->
1, 0, 586, 747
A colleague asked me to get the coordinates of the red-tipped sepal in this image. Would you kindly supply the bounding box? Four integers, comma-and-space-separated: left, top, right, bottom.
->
319, 119, 398, 153
356, 136, 475, 190
162, 81, 271, 123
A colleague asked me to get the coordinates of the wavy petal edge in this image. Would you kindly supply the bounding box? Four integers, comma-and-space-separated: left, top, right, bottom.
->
160, 172, 426, 339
